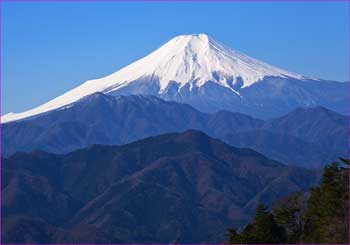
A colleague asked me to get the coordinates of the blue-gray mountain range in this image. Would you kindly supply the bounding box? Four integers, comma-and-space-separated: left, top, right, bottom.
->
3, 93, 347, 168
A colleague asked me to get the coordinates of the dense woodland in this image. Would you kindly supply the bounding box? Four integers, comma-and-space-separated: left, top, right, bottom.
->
226, 158, 349, 244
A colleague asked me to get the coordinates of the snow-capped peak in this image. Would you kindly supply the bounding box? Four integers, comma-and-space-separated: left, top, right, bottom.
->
2, 33, 305, 123
103, 33, 303, 91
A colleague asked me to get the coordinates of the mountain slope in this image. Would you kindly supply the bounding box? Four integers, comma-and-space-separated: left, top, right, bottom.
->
3, 93, 347, 168
2, 33, 348, 122
223, 106, 348, 168
2, 93, 261, 155
2, 130, 320, 243
263, 106, 348, 150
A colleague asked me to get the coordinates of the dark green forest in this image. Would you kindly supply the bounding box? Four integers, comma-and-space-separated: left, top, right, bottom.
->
226, 158, 349, 244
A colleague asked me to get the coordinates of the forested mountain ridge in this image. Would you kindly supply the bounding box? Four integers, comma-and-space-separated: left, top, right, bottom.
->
226, 158, 349, 244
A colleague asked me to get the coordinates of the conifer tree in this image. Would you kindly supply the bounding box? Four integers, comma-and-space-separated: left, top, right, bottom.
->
226, 158, 349, 244
303, 159, 349, 243
227, 203, 286, 244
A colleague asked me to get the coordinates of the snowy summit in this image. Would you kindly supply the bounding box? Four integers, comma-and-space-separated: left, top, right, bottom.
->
3, 33, 308, 123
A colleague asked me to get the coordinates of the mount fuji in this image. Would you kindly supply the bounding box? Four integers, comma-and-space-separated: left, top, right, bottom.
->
2, 34, 348, 122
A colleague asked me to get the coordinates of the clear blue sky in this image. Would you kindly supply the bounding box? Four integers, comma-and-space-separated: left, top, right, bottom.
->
1, 1, 349, 114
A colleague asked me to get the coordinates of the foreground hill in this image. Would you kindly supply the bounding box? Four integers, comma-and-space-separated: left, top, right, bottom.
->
2, 130, 320, 243
3, 93, 347, 168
